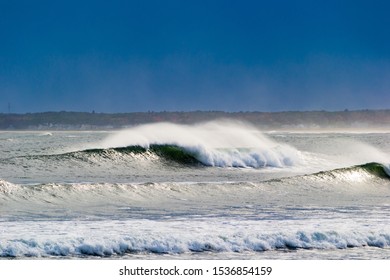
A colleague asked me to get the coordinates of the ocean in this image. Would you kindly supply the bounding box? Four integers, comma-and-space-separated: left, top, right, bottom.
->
1, 121, 390, 259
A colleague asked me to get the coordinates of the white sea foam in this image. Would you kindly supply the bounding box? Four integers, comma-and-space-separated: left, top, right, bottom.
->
1, 218, 389, 257
98, 121, 301, 168
0, 179, 19, 194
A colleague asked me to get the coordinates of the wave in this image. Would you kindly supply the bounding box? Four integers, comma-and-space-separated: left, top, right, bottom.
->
1, 162, 389, 208
1, 229, 389, 257
61, 143, 299, 168
94, 121, 301, 168
71, 145, 201, 165
5, 122, 387, 171
2, 143, 298, 169
302, 162, 390, 181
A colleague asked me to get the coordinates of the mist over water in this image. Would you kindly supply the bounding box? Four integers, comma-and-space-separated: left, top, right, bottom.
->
100, 121, 279, 148
336, 141, 390, 176
293, 136, 390, 172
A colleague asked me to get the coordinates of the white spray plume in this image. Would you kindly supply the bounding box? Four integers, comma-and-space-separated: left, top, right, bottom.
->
317, 138, 389, 166
98, 120, 301, 168
330, 140, 390, 175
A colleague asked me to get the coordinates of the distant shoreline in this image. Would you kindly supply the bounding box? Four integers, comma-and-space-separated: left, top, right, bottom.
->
1, 110, 390, 130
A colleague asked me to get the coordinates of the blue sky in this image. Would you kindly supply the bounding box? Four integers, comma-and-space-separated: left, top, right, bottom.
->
0, 0, 389, 113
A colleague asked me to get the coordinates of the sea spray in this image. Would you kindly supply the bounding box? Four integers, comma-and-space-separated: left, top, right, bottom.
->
97, 121, 301, 167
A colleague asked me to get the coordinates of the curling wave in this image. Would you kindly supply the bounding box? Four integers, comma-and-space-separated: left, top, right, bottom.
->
68, 145, 201, 165
1, 143, 298, 168
62, 143, 298, 168
94, 121, 302, 168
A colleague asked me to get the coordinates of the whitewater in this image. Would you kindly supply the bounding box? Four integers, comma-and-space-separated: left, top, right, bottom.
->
1, 121, 390, 259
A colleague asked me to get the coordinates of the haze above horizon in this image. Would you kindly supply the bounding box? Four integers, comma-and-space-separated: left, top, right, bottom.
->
1, 0, 389, 113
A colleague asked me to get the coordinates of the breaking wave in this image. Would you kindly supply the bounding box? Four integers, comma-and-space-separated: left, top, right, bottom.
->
93, 121, 301, 168
4, 144, 299, 169
1, 229, 390, 258
1, 121, 302, 168
56, 143, 298, 168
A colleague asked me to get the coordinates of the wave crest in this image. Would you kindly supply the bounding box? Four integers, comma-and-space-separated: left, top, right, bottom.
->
88, 121, 302, 168
309, 162, 390, 181
73, 144, 298, 168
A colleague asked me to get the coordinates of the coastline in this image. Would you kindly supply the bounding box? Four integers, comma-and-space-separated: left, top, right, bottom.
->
1, 109, 390, 131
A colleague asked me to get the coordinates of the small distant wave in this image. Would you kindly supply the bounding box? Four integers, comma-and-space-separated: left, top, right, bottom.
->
1, 229, 389, 258
38, 132, 53, 137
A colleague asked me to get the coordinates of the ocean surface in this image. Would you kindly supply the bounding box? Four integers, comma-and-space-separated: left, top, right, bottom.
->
1, 121, 390, 259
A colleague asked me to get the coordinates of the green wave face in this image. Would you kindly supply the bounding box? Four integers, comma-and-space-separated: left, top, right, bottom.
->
307, 162, 390, 182
80, 144, 201, 165
148, 145, 200, 165
359, 162, 390, 179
